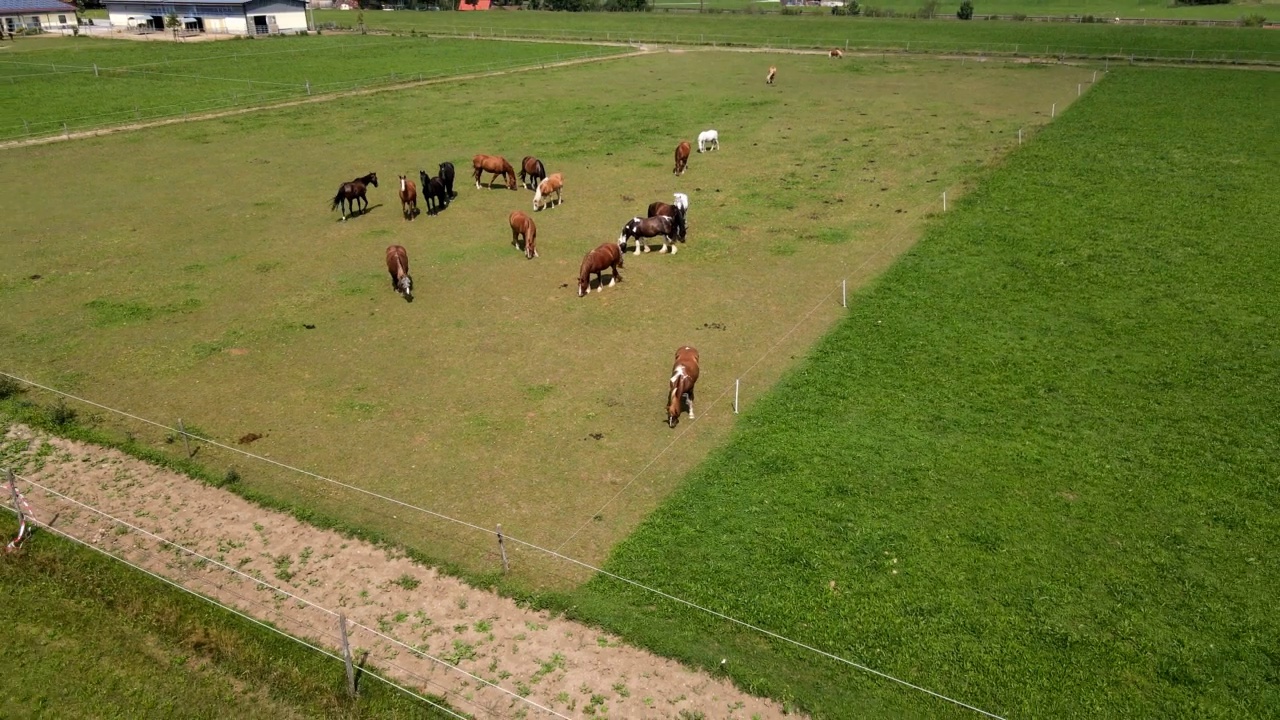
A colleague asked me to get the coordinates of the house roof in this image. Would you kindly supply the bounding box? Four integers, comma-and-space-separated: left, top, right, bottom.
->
0, 0, 76, 13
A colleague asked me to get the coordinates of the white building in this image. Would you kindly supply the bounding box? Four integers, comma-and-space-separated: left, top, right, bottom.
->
102, 0, 310, 35
1, 0, 78, 35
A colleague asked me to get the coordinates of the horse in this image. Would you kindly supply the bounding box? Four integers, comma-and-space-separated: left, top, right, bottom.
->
519, 156, 547, 191
667, 346, 700, 428
647, 192, 689, 222
438, 161, 457, 198
509, 211, 538, 259
767, 66, 777, 84
829, 48, 844, 59
619, 206, 686, 255
398, 175, 418, 220
331, 172, 378, 220
418, 170, 450, 215
578, 242, 624, 297
673, 141, 691, 176
533, 173, 564, 212
385, 245, 413, 302
472, 154, 517, 190
697, 129, 719, 153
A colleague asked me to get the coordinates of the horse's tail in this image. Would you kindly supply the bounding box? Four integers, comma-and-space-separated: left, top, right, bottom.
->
331, 186, 344, 211
536, 159, 546, 180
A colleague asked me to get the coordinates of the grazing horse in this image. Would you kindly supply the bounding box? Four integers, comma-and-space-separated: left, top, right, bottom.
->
438, 161, 457, 198
578, 242, 624, 297
673, 141, 691, 176
829, 48, 844, 59
331, 172, 378, 220
519, 156, 547, 191
418, 170, 450, 215
618, 207, 686, 254
385, 244, 413, 301
533, 173, 564, 212
508, 211, 538, 259
472, 154, 517, 190
667, 346, 700, 428
697, 129, 719, 153
647, 192, 690, 222
398, 175, 418, 220
766, 66, 777, 84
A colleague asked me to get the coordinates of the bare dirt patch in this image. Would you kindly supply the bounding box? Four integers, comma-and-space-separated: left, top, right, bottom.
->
3, 424, 792, 719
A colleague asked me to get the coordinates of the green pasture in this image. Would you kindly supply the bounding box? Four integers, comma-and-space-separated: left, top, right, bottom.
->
0, 35, 624, 140
0, 518, 451, 718
0, 51, 1089, 590
318, 8, 1280, 60
574, 66, 1280, 718
647, 0, 1278, 20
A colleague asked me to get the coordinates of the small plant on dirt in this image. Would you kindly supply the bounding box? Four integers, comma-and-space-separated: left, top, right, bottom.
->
677, 711, 707, 720
516, 682, 531, 697
584, 694, 607, 716
221, 467, 241, 486
273, 554, 294, 581
473, 619, 492, 633
392, 573, 420, 590
393, 611, 408, 623
531, 653, 565, 683
443, 640, 476, 665
456, 596, 468, 610
612, 681, 630, 697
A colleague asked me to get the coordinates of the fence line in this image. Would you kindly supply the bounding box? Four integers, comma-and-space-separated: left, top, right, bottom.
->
4, 471, 566, 719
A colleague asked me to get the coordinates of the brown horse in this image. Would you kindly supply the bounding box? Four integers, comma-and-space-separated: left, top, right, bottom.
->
472, 154, 517, 190
829, 48, 844, 59
619, 207, 686, 255
398, 175, 418, 220
673, 141, 691, 176
509, 211, 538, 259
533, 173, 563, 212
767, 66, 777, 84
578, 242, 624, 297
647, 193, 689, 222
667, 346, 700, 428
520, 156, 547, 191
385, 245, 413, 301
331, 172, 378, 220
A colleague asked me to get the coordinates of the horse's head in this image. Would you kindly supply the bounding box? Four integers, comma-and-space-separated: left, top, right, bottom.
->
419, 170, 430, 188
506, 171, 518, 190
368, 172, 379, 188
667, 383, 683, 428
577, 272, 589, 297
397, 274, 413, 302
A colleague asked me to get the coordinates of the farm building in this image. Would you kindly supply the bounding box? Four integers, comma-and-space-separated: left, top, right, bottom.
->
102, 0, 309, 35
0, 0, 77, 34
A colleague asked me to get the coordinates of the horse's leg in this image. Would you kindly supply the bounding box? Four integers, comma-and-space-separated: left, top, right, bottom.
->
685, 391, 695, 419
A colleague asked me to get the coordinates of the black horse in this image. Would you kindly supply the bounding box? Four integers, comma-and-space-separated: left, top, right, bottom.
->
418, 170, 451, 216
438, 162, 456, 199
331, 172, 378, 219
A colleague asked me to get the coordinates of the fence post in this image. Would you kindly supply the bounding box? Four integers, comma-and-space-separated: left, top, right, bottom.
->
942, 191, 947, 211
1078, 83, 1081, 96
495, 524, 510, 573
1093, 70, 1097, 82
338, 613, 357, 697
734, 379, 740, 414
63, 122, 69, 137
305, 79, 310, 95
841, 279, 847, 308
1018, 127, 1022, 145
23, 119, 29, 135
6, 468, 30, 552
1051, 103, 1056, 117
94, 63, 98, 77
178, 418, 192, 458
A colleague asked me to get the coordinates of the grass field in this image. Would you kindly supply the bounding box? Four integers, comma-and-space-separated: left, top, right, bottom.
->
318, 8, 1280, 61
0, 35, 624, 140
0, 517, 451, 718
571, 66, 1280, 718
0, 49, 1091, 593
646, 0, 1279, 19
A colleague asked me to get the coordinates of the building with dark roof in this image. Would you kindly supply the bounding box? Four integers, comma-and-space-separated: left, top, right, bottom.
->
1, 0, 78, 34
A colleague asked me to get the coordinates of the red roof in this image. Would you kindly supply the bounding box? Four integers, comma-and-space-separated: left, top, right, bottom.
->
456, 0, 490, 9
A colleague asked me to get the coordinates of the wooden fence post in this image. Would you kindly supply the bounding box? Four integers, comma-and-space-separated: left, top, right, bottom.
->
339, 612, 356, 697
496, 524, 509, 574
177, 419, 192, 458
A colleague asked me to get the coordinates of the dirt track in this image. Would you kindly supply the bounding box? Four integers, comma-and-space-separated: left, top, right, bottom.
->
3, 424, 793, 719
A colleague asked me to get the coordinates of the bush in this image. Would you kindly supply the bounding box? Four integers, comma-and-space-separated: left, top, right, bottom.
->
780, 5, 802, 14
222, 467, 241, 486
1011, 11, 1026, 20
50, 400, 77, 427
1240, 13, 1266, 26
957, 0, 972, 19
604, 0, 649, 10
0, 377, 24, 401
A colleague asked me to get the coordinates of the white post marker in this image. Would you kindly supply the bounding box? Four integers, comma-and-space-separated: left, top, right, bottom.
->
734, 379, 740, 415
1052, 103, 1056, 118
1078, 83, 1082, 97
1018, 127, 1023, 145
1093, 70, 1098, 82
942, 191, 947, 211
842, 279, 847, 308
338, 613, 356, 697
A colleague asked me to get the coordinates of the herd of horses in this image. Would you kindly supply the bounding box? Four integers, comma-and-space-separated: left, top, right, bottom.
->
328, 125, 727, 426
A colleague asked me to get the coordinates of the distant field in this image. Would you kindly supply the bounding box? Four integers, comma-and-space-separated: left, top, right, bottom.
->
0, 520, 450, 718
647, 0, 1278, 19
0, 35, 623, 140
318, 9, 1280, 61
575, 66, 1280, 718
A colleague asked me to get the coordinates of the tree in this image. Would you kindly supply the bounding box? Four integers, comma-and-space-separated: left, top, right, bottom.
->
165, 11, 181, 40
957, 0, 973, 18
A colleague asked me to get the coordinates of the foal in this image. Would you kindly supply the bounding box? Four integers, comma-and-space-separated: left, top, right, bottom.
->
673, 141, 691, 176
533, 173, 563, 212
385, 245, 413, 301
508, 210, 538, 259
667, 346, 700, 428
398, 175, 418, 220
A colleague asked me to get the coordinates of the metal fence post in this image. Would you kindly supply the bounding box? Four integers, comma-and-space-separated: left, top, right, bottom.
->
178, 418, 192, 458
338, 613, 356, 696
496, 524, 509, 574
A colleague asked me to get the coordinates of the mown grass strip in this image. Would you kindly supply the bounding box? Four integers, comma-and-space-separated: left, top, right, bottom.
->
574, 67, 1280, 718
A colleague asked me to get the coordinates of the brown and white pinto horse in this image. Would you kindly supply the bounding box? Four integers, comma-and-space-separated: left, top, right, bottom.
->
398, 175, 418, 220
472, 154, 518, 190
619, 206, 687, 255
766, 66, 777, 84
673, 141, 691, 176
578, 242, 624, 297
519, 156, 547, 191
331, 172, 378, 220
829, 48, 844, 59
667, 346, 700, 428
533, 173, 563, 212
509, 210, 538, 259
385, 244, 413, 301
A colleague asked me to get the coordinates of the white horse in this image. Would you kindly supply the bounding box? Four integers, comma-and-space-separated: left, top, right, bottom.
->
697, 129, 719, 153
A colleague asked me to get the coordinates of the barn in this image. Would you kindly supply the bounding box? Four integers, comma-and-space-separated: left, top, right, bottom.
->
0, 0, 78, 35
102, 0, 309, 35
